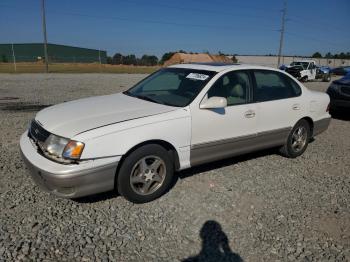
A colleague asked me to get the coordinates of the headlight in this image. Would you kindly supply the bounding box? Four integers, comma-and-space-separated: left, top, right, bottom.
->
42, 134, 84, 160
43, 134, 69, 158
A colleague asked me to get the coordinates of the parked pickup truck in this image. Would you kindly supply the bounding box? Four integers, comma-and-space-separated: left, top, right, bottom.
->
285, 60, 331, 82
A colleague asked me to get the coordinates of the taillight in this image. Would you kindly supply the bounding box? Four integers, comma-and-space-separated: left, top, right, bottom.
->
326, 103, 330, 112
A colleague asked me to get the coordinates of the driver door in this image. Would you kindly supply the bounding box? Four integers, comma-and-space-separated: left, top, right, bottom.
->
308, 62, 317, 80
189, 70, 257, 166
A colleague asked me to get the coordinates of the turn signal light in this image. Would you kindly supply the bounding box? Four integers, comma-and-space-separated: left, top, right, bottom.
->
63, 141, 85, 159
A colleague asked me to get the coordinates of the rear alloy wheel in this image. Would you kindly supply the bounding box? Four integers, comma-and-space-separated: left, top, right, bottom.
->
117, 144, 174, 203
279, 119, 310, 158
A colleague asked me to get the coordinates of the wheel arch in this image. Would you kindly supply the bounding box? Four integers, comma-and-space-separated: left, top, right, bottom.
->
298, 116, 314, 136
114, 139, 181, 186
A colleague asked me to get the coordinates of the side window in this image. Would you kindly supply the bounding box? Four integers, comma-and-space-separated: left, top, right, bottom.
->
284, 75, 302, 96
253, 70, 300, 102
208, 71, 250, 106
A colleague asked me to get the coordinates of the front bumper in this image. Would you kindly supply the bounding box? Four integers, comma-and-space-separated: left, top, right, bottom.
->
20, 133, 120, 198
327, 88, 350, 108
330, 99, 350, 108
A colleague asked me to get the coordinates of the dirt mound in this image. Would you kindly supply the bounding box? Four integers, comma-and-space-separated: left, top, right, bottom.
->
164, 53, 231, 66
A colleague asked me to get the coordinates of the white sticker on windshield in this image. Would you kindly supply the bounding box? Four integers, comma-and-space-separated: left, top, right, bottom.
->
186, 73, 209, 81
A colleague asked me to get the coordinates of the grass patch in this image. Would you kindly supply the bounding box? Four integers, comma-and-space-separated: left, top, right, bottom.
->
0, 62, 160, 74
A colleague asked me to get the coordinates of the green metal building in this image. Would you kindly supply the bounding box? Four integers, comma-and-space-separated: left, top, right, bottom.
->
0, 43, 107, 63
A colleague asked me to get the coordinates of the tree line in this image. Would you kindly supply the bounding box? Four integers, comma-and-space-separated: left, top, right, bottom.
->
107, 51, 196, 66
312, 52, 350, 59
107, 50, 237, 66
107, 54, 159, 66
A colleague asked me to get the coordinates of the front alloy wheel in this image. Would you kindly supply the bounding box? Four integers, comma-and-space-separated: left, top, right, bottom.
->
117, 144, 174, 203
130, 156, 166, 196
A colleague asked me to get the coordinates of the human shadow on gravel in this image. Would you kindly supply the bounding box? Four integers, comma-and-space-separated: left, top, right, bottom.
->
182, 220, 243, 262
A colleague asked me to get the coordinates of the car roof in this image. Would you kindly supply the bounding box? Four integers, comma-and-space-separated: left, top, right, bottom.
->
168, 63, 277, 72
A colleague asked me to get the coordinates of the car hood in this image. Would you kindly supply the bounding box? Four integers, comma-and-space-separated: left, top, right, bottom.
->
334, 73, 350, 85
35, 93, 177, 138
334, 78, 350, 85
286, 66, 304, 72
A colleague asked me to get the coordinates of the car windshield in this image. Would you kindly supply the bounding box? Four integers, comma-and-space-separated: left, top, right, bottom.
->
290, 62, 309, 70
124, 68, 216, 107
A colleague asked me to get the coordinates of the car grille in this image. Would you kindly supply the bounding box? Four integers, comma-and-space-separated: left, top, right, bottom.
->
341, 86, 350, 96
286, 68, 301, 78
28, 120, 50, 143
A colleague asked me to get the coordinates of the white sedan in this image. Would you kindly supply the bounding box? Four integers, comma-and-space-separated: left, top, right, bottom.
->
20, 63, 331, 203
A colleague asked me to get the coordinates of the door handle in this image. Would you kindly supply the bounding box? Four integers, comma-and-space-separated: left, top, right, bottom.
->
244, 110, 255, 118
292, 104, 300, 110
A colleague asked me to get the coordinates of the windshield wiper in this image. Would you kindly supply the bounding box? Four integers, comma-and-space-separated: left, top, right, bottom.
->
134, 94, 159, 104
124, 92, 178, 107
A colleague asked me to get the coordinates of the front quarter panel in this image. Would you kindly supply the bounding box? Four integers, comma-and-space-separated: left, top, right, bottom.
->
74, 108, 192, 169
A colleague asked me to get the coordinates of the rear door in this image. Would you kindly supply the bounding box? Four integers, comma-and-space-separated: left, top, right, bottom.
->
252, 70, 303, 141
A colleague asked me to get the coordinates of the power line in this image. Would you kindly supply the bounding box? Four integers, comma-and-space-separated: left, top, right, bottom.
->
287, 18, 346, 35
118, 0, 280, 24
173, 0, 282, 13
287, 15, 346, 33
47, 10, 276, 33
0, 4, 276, 32
285, 32, 349, 47
0, 3, 348, 56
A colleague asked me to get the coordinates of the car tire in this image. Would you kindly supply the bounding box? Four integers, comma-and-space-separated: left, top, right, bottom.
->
301, 76, 308, 82
323, 74, 331, 82
117, 144, 174, 203
279, 119, 311, 158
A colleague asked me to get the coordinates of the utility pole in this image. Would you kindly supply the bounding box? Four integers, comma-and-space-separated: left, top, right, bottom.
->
277, 1, 287, 68
41, 0, 49, 73
98, 49, 102, 72
11, 43, 17, 73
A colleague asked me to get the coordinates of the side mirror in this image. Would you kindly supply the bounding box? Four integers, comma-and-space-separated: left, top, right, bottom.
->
200, 96, 227, 109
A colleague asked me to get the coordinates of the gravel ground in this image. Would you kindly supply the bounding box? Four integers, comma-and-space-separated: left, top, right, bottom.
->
0, 73, 349, 261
